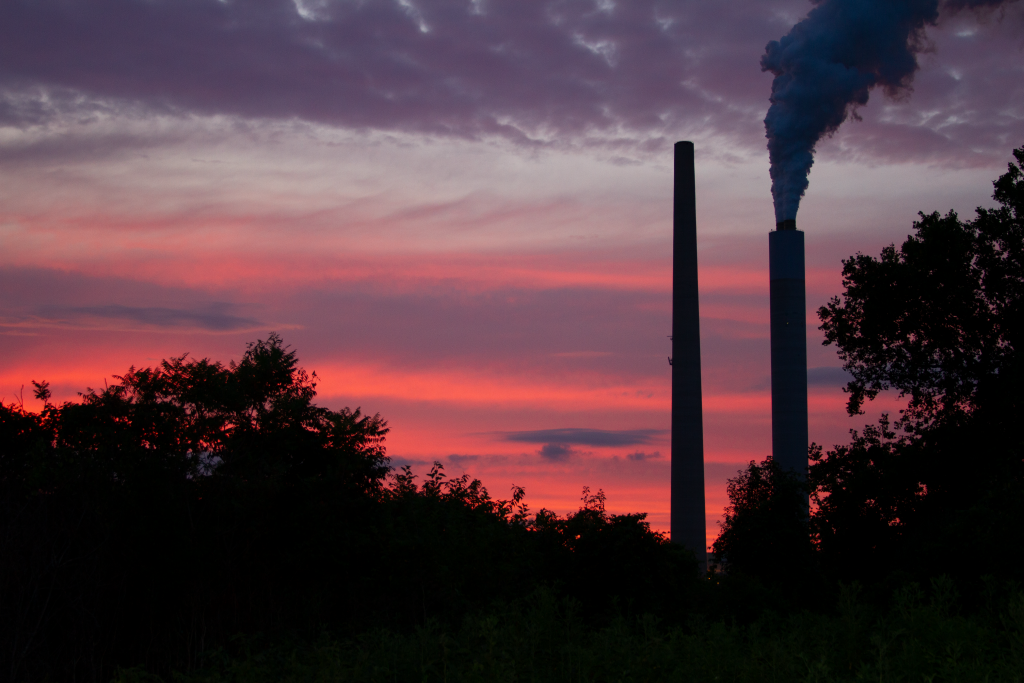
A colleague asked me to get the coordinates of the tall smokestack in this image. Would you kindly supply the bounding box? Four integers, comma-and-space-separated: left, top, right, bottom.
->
671, 141, 707, 567
769, 220, 808, 482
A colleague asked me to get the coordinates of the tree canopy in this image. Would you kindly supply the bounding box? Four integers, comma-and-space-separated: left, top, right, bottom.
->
3, 333, 390, 493
819, 146, 1024, 433
811, 146, 1024, 580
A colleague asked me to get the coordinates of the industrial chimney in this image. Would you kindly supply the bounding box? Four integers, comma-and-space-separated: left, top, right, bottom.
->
670, 141, 707, 567
769, 220, 808, 484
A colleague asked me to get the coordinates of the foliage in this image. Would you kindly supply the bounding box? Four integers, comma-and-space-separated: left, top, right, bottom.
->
711, 457, 812, 589
818, 145, 1024, 432
532, 487, 698, 619
115, 578, 1024, 683
0, 336, 697, 681
812, 146, 1024, 582
808, 416, 921, 581
0, 334, 395, 681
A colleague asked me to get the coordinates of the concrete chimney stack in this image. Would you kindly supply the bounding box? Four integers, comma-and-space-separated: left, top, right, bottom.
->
670, 141, 707, 567
769, 221, 808, 482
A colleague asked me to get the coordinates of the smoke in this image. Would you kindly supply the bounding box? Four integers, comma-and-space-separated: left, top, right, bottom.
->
762, 0, 1016, 222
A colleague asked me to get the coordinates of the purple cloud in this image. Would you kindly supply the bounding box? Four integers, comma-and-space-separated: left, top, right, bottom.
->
807, 366, 853, 387
503, 427, 664, 446
626, 450, 662, 461
538, 442, 575, 461
0, 1, 1018, 161
0, 0, 794, 147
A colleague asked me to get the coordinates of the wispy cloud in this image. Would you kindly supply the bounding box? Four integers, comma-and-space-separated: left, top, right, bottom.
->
2, 304, 268, 334
807, 366, 853, 387
501, 427, 665, 447
626, 450, 662, 461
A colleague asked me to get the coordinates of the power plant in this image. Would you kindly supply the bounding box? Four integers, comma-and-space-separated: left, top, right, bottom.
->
670, 143, 809, 564
670, 141, 707, 566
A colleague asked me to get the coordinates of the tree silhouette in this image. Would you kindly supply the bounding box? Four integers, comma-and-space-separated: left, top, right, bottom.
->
711, 457, 811, 587
819, 146, 1023, 435
813, 145, 1024, 581
1, 334, 699, 681
808, 416, 921, 581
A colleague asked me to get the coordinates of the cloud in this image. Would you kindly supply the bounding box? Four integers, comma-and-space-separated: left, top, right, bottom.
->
705, 460, 753, 482
0, 0, 784, 149
538, 443, 575, 461
447, 454, 480, 466
626, 450, 662, 461
0, 304, 262, 334
738, 367, 853, 391
502, 427, 665, 446
2, 0, 1019, 162
807, 366, 853, 387
387, 456, 435, 471
46, 304, 260, 331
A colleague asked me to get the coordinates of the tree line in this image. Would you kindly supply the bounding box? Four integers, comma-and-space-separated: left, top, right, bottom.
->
1, 336, 692, 680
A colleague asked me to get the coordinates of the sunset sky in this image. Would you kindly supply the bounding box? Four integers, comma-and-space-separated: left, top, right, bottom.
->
2, 0, 1022, 545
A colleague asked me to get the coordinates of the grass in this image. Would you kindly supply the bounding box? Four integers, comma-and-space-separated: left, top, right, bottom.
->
113, 579, 1024, 683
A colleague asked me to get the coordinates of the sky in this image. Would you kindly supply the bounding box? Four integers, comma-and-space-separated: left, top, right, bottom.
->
2, 0, 1023, 546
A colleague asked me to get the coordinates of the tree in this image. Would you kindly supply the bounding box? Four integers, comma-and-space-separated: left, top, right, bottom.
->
532, 487, 698, 618
0, 334, 393, 680
711, 457, 811, 586
818, 146, 1023, 435
21, 332, 390, 490
813, 146, 1024, 580
808, 416, 921, 580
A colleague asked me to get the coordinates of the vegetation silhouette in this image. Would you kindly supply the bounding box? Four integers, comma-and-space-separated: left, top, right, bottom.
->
711, 457, 812, 588
0, 335, 696, 681
813, 144, 1024, 584
3, 145, 1024, 682
114, 578, 1024, 683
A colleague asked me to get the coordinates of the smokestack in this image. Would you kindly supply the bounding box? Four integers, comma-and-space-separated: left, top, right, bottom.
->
759, 0, 1015, 509
671, 141, 707, 567
769, 221, 808, 483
